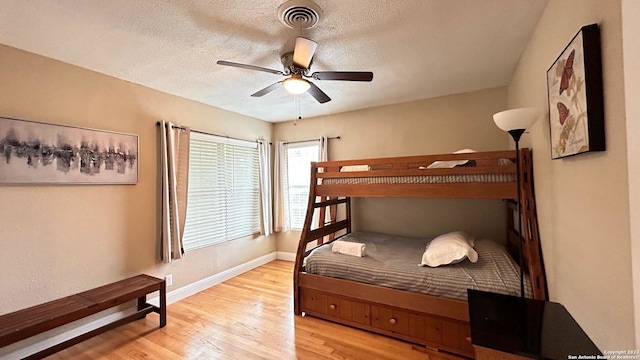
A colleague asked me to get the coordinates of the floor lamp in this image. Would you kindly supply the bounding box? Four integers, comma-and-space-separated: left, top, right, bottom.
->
493, 108, 540, 298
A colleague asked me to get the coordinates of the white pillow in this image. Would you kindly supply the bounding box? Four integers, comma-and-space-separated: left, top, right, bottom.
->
420, 231, 478, 267
426, 149, 477, 169
340, 165, 370, 172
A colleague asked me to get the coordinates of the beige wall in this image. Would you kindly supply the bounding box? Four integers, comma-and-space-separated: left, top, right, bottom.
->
0, 44, 275, 329
274, 87, 511, 253
508, 0, 633, 348
622, 0, 640, 348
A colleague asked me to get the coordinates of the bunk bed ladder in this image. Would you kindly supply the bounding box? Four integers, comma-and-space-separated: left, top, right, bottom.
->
294, 162, 352, 315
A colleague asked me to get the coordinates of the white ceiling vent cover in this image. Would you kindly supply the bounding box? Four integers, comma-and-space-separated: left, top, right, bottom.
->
277, 0, 322, 30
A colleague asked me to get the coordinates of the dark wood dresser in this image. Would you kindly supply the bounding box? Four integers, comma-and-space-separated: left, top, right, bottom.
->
468, 290, 601, 359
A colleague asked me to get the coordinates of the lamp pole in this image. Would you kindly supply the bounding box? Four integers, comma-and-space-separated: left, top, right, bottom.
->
508, 129, 525, 298
494, 107, 539, 299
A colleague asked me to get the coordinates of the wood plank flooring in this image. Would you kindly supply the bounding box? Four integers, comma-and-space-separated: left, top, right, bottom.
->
47, 261, 434, 360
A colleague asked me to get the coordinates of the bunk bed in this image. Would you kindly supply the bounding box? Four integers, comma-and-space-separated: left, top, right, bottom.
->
293, 149, 547, 358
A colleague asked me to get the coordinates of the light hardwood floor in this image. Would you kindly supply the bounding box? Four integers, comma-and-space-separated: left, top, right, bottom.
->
48, 260, 434, 360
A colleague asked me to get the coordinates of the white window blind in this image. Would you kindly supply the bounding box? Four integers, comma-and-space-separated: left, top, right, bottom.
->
286, 142, 319, 230
183, 132, 260, 251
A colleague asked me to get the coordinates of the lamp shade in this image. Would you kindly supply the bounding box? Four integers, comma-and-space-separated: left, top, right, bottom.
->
282, 76, 311, 95
493, 108, 540, 132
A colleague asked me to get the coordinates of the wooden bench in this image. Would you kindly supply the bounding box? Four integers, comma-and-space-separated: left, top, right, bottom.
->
0, 274, 166, 359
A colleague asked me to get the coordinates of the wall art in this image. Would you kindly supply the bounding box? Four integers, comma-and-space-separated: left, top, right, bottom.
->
547, 23, 605, 159
0, 117, 138, 184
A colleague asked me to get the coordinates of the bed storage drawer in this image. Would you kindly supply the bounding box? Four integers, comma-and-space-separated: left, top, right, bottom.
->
301, 289, 474, 358
421, 314, 473, 354
370, 304, 473, 356
370, 305, 412, 337
300, 288, 370, 326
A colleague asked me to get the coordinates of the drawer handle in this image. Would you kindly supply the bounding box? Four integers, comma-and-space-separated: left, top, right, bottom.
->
466, 336, 472, 343
389, 318, 397, 325
329, 304, 336, 310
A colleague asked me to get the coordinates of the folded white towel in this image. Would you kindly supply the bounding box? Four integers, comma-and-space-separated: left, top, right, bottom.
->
332, 240, 366, 257
340, 165, 370, 172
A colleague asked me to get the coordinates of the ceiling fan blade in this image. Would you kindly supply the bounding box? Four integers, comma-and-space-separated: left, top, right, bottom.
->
307, 82, 331, 104
292, 37, 317, 69
312, 71, 374, 81
251, 81, 283, 97
217, 60, 285, 76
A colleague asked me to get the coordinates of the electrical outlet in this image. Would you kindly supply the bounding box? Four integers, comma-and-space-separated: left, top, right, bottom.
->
165, 274, 173, 287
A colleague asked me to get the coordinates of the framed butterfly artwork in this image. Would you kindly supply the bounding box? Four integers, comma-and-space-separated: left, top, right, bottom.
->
547, 23, 605, 159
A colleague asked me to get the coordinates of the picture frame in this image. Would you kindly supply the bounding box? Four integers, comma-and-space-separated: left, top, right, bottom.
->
546, 23, 605, 159
0, 117, 138, 184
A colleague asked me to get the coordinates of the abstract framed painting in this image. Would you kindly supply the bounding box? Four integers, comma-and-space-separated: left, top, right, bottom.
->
0, 117, 138, 184
547, 23, 605, 159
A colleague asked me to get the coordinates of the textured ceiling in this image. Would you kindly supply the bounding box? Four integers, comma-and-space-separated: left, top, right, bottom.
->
0, 0, 548, 122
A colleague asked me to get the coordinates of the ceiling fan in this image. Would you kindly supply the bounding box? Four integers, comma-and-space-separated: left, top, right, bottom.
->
216, 37, 373, 104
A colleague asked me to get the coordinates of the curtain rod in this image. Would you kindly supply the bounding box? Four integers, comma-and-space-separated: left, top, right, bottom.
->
283, 136, 340, 145
156, 121, 269, 145
157, 122, 340, 145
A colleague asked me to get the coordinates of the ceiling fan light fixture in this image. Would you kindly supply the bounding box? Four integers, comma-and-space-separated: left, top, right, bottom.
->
283, 76, 310, 94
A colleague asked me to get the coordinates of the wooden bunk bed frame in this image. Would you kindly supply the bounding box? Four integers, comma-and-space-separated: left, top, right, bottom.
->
293, 149, 547, 358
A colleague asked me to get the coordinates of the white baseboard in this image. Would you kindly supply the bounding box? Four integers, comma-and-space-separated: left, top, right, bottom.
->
148, 251, 277, 306
276, 251, 296, 262
3, 252, 278, 360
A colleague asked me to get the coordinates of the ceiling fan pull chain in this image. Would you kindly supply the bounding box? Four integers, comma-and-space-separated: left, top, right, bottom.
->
298, 95, 302, 123
293, 95, 299, 126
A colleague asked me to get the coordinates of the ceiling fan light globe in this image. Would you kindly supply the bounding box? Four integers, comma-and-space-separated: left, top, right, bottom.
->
283, 77, 310, 94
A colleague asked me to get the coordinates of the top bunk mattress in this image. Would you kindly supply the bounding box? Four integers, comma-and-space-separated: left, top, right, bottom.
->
304, 231, 532, 301
321, 157, 515, 186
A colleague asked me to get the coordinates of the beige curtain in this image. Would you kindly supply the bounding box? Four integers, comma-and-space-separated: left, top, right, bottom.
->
312, 137, 328, 229
273, 141, 290, 232
258, 140, 273, 236
160, 121, 190, 263
320, 136, 328, 162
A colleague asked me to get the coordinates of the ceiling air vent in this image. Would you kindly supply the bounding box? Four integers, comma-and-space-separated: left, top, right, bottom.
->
277, 0, 322, 30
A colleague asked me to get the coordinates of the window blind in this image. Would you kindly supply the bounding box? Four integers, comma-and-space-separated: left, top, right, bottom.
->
183, 132, 260, 251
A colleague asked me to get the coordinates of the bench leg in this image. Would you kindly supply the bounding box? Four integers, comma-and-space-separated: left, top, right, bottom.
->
159, 282, 167, 327
137, 295, 147, 311
137, 284, 166, 328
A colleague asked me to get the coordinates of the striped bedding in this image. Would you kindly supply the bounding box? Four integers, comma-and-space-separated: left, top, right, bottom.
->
304, 232, 532, 301
322, 173, 514, 185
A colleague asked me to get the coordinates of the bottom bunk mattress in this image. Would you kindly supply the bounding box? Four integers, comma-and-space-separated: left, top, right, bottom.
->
304, 231, 532, 301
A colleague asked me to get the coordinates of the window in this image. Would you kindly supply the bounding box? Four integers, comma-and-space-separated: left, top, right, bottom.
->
182, 132, 260, 251
286, 142, 319, 230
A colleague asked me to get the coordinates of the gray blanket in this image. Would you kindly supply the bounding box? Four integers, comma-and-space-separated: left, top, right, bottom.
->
304, 232, 532, 301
